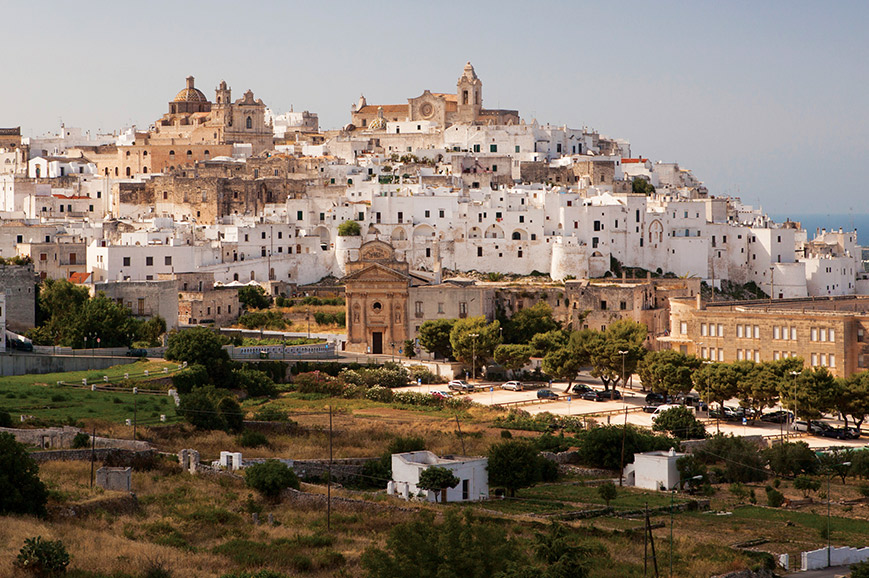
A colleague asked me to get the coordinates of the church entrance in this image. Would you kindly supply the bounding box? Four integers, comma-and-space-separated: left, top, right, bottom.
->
372, 332, 383, 354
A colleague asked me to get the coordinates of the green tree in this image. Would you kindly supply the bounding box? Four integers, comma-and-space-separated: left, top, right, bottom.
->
693, 362, 740, 431
735, 361, 781, 420
503, 302, 559, 344
165, 327, 230, 381
362, 511, 518, 578
793, 475, 822, 498
851, 560, 869, 578
178, 386, 243, 432
218, 396, 245, 433
676, 455, 707, 490
541, 345, 584, 391
528, 329, 569, 358
0, 433, 48, 518
787, 367, 838, 420
597, 481, 617, 507
171, 363, 211, 394
651, 406, 706, 440
34, 278, 89, 344
494, 344, 532, 376
67, 292, 140, 349
417, 319, 456, 360
694, 434, 766, 484
837, 371, 869, 430
487, 439, 549, 497
764, 441, 818, 478
417, 466, 460, 502
140, 315, 167, 346
631, 177, 655, 196
402, 339, 416, 358
576, 320, 647, 388
637, 350, 701, 396
577, 425, 675, 470
232, 367, 277, 398
238, 285, 271, 310
450, 316, 501, 378
245, 460, 300, 500
337, 220, 361, 236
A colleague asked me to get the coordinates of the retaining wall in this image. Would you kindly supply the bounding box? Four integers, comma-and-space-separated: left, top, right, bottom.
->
0, 353, 136, 377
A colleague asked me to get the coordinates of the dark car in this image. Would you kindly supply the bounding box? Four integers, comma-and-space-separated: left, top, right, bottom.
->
598, 389, 622, 400
645, 392, 667, 406
126, 348, 148, 357
581, 390, 603, 402
537, 389, 559, 400
815, 422, 848, 440
760, 410, 794, 424
571, 384, 593, 395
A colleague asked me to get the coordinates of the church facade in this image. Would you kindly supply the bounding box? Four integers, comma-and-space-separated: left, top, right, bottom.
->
349, 63, 519, 131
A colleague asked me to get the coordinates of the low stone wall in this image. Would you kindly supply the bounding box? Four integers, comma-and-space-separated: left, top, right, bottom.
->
0, 353, 136, 377
280, 487, 418, 514
49, 494, 139, 519
2, 426, 151, 451
30, 448, 155, 463
292, 458, 378, 483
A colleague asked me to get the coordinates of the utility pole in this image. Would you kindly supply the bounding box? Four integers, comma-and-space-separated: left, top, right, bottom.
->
90, 425, 96, 489
133, 389, 138, 441
327, 405, 332, 532
469, 333, 479, 382
619, 406, 628, 486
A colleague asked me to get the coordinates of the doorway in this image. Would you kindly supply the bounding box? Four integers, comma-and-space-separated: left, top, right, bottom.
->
372, 332, 383, 354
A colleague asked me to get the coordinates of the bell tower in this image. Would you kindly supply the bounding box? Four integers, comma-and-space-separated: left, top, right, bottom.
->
456, 62, 482, 124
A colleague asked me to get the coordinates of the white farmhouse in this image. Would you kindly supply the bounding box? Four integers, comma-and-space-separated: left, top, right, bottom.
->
389, 451, 488, 503
623, 448, 687, 491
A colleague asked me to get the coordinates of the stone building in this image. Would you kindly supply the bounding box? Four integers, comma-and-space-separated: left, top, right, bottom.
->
666, 295, 869, 377
350, 63, 519, 130
94, 279, 179, 330
172, 272, 239, 326
0, 263, 37, 331
18, 235, 87, 280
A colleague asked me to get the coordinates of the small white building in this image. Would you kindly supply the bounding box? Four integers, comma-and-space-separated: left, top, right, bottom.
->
623, 448, 686, 491
389, 451, 488, 503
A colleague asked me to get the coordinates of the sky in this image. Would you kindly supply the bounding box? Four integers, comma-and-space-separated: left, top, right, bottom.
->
2, 0, 867, 215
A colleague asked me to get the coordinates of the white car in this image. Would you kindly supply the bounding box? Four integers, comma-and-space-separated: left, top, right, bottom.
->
501, 381, 523, 391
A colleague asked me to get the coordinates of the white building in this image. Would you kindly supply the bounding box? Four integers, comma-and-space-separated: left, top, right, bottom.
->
388, 451, 488, 503
623, 448, 686, 491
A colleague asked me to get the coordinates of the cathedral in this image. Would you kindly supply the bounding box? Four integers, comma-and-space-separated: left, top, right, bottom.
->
349, 62, 520, 130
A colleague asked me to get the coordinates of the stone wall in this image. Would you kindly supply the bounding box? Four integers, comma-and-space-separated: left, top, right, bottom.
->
30, 448, 154, 463
0, 353, 136, 377
1, 426, 151, 452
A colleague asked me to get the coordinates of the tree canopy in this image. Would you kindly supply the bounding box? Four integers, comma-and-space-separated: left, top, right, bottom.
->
337, 220, 361, 236
449, 316, 501, 377
418, 319, 456, 360
637, 350, 701, 396
503, 302, 560, 344
0, 433, 48, 518
494, 344, 532, 375
417, 466, 460, 502
245, 459, 300, 499
487, 439, 553, 497
238, 285, 271, 310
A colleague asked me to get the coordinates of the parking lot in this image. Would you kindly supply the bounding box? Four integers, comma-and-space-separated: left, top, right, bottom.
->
398, 378, 868, 449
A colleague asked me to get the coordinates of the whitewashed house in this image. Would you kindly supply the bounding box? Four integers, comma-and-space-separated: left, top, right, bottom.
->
389, 451, 488, 503
623, 448, 686, 491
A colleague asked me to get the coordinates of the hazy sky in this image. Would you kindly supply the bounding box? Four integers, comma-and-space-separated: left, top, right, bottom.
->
3, 1, 866, 215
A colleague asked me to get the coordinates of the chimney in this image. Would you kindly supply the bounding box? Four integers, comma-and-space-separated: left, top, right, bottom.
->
186, 76, 195, 89
696, 294, 705, 310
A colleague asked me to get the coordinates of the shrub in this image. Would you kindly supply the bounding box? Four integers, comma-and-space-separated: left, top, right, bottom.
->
337, 220, 361, 236
232, 367, 277, 398
694, 434, 767, 484
576, 425, 675, 470
765, 486, 785, 507
71, 432, 90, 449
408, 365, 444, 384
293, 372, 344, 396
142, 557, 173, 578
651, 406, 706, 440
852, 560, 869, 578
15, 536, 70, 575
0, 433, 48, 517
793, 475, 821, 498
245, 460, 300, 499
238, 311, 286, 330
172, 364, 211, 394
598, 481, 618, 507
237, 431, 269, 448
0, 409, 11, 427
365, 386, 394, 403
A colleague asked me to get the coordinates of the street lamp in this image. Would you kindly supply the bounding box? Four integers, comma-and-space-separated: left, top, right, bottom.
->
306, 307, 311, 339
618, 350, 628, 390
825, 461, 851, 568
790, 370, 801, 437
390, 341, 395, 363
469, 333, 479, 382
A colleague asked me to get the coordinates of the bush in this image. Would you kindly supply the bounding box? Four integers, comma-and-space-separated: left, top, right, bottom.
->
232, 367, 277, 398
313, 311, 345, 327
15, 536, 70, 575
237, 431, 269, 448
365, 386, 394, 403
0, 433, 48, 517
651, 406, 706, 440
852, 560, 869, 578
598, 481, 618, 506
337, 220, 361, 236
576, 425, 676, 470
238, 310, 286, 330
292, 372, 344, 396
694, 434, 767, 484
245, 460, 300, 499
238, 285, 271, 310
408, 365, 444, 384
0, 409, 11, 428
71, 433, 90, 449
765, 486, 785, 507
172, 364, 211, 394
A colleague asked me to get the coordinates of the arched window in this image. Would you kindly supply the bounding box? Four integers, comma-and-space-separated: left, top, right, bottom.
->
512, 232, 521, 240
143, 167, 148, 174
142, 151, 148, 157
233, 273, 239, 281
246, 116, 252, 129
186, 150, 192, 159
169, 150, 175, 159
125, 167, 131, 177
114, 167, 119, 176
204, 150, 210, 159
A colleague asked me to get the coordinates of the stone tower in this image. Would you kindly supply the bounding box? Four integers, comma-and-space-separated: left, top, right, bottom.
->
456, 62, 482, 124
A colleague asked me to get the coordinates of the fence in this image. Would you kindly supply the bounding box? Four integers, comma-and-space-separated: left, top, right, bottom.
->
226, 342, 337, 360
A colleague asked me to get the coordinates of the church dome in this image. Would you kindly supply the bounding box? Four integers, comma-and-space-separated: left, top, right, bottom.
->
173, 76, 208, 103
174, 87, 208, 103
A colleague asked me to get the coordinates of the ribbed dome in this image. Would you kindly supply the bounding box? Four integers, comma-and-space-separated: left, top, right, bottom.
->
174, 87, 208, 103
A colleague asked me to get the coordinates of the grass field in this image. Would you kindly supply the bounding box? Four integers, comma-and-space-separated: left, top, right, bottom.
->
0, 360, 181, 426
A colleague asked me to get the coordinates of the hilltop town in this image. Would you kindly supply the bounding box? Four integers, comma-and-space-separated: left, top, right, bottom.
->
3, 64, 869, 578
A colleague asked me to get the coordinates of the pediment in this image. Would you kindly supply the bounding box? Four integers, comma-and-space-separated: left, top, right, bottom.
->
343, 263, 409, 283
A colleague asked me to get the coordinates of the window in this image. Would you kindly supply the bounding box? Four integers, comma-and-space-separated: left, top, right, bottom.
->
437, 303, 444, 314
709, 324, 717, 337
425, 248, 431, 258
439, 209, 445, 218
246, 116, 252, 129
515, 145, 520, 153
811, 353, 818, 366
122, 257, 130, 266
829, 329, 836, 342
754, 326, 760, 339
830, 354, 836, 368
600, 300, 607, 310
477, 247, 483, 257
164, 256, 172, 266
397, 211, 403, 223
415, 301, 423, 318
737, 325, 743, 338
490, 144, 497, 153
680, 321, 687, 335
146, 256, 153, 266
594, 220, 601, 232
517, 249, 523, 258
473, 144, 480, 153
459, 302, 467, 317
620, 301, 627, 310
297, 210, 303, 221
820, 328, 827, 342
773, 326, 780, 340
39, 253, 47, 261
701, 323, 707, 337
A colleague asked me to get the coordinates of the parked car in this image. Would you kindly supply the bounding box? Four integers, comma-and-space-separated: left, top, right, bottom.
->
431, 391, 452, 399
501, 381, 523, 391
844, 427, 862, 439
650, 404, 679, 422
126, 348, 148, 357
448, 380, 474, 392
598, 389, 622, 400
645, 392, 667, 406
814, 422, 849, 440
581, 390, 603, 402
572, 384, 593, 395
760, 410, 794, 424
537, 389, 559, 400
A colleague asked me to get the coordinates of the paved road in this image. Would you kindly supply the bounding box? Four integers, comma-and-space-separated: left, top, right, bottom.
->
788, 564, 852, 577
